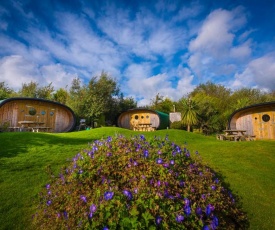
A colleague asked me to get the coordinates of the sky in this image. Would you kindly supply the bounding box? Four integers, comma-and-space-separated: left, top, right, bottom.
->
0, 0, 275, 106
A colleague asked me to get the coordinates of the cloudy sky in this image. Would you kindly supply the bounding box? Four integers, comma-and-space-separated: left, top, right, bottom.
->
0, 0, 275, 105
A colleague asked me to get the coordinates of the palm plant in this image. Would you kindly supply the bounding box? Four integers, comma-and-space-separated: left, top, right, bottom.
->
181, 97, 199, 132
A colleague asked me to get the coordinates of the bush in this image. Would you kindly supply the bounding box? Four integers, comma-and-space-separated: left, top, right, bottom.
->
170, 121, 184, 130
33, 135, 248, 229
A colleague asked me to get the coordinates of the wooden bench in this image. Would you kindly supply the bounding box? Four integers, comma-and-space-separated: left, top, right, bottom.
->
8, 127, 21, 132
245, 135, 256, 141
31, 127, 52, 132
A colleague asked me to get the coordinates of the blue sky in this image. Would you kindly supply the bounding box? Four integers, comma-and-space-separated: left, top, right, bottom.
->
0, 0, 275, 105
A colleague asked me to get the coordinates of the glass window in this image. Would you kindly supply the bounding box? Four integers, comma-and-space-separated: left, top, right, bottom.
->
29, 107, 36, 116
262, 114, 270, 122
135, 115, 138, 120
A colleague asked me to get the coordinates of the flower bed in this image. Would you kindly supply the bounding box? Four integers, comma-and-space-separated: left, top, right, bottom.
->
33, 135, 248, 229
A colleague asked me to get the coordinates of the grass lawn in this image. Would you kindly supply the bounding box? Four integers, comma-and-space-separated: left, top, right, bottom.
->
0, 127, 274, 229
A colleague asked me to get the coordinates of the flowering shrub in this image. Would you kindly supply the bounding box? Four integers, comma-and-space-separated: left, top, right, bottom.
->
33, 135, 248, 229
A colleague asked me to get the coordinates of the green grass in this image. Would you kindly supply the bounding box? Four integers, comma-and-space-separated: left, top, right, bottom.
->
0, 127, 274, 229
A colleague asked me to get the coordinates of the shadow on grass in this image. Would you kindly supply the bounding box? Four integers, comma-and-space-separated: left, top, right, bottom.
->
0, 132, 96, 159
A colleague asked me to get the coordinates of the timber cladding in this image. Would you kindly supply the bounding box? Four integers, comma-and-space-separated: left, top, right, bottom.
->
228, 101, 275, 140
0, 98, 76, 133
118, 108, 169, 131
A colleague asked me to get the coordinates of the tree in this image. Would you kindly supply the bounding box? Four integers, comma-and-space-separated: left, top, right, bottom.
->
18, 81, 39, 98
150, 94, 174, 114
180, 97, 199, 132
52, 88, 69, 104
66, 77, 87, 119
36, 83, 54, 100
190, 82, 232, 132
0, 82, 14, 100
84, 72, 120, 122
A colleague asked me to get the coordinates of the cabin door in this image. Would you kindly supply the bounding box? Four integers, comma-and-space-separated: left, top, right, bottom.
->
253, 111, 275, 139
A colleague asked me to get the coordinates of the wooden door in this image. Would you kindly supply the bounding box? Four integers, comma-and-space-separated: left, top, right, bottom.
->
253, 111, 274, 139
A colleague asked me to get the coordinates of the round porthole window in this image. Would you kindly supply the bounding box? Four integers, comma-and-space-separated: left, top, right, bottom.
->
135, 115, 139, 120
146, 115, 149, 118
141, 116, 144, 119
50, 111, 54, 116
41, 110, 46, 115
262, 114, 270, 122
29, 107, 36, 116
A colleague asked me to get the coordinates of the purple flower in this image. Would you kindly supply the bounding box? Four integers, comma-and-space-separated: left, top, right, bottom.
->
179, 180, 185, 187
156, 158, 163, 164
104, 191, 114, 201
133, 161, 138, 166
140, 135, 146, 140
80, 195, 87, 203
46, 200, 52, 206
184, 206, 191, 216
170, 159, 175, 165
206, 204, 212, 216
106, 152, 112, 157
176, 215, 184, 223
143, 149, 149, 158
211, 185, 216, 190
90, 204, 97, 213
103, 226, 109, 230
195, 150, 199, 154
157, 180, 161, 187
196, 207, 202, 216
163, 163, 169, 168
202, 225, 210, 230
123, 190, 133, 200
155, 216, 162, 225
184, 198, 190, 207
63, 211, 68, 219
46, 184, 50, 190
214, 178, 219, 183
211, 216, 219, 229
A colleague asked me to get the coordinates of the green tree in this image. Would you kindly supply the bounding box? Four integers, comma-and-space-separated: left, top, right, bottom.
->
180, 97, 199, 132
36, 83, 54, 100
150, 94, 174, 114
67, 77, 86, 119
52, 88, 69, 104
18, 81, 39, 97
230, 88, 271, 111
83, 72, 120, 126
190, 82, 231, 132
0, 82, 14, 100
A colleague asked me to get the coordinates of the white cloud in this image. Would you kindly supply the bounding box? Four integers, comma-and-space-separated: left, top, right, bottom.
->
188, 7, 250, 80
124, 63, 195, 106
0, 55, 78, 90
233, 53, 275, 90
0, 55, 41, 89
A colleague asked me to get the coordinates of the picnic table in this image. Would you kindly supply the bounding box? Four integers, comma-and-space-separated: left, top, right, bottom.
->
137, 123, 155, 131
17, 121, 51, 132
216, 130, 255, 141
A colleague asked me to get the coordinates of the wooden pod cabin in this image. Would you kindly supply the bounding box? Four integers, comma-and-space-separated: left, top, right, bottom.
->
118, 108, 169, 131
228, 101, 275, 140
0, 97, 76, 133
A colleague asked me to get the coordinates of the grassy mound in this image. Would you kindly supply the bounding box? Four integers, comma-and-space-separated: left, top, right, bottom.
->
33, 134, 248, 229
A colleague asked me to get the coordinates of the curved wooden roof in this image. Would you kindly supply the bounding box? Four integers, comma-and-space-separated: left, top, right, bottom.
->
228, 101, 275, 128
